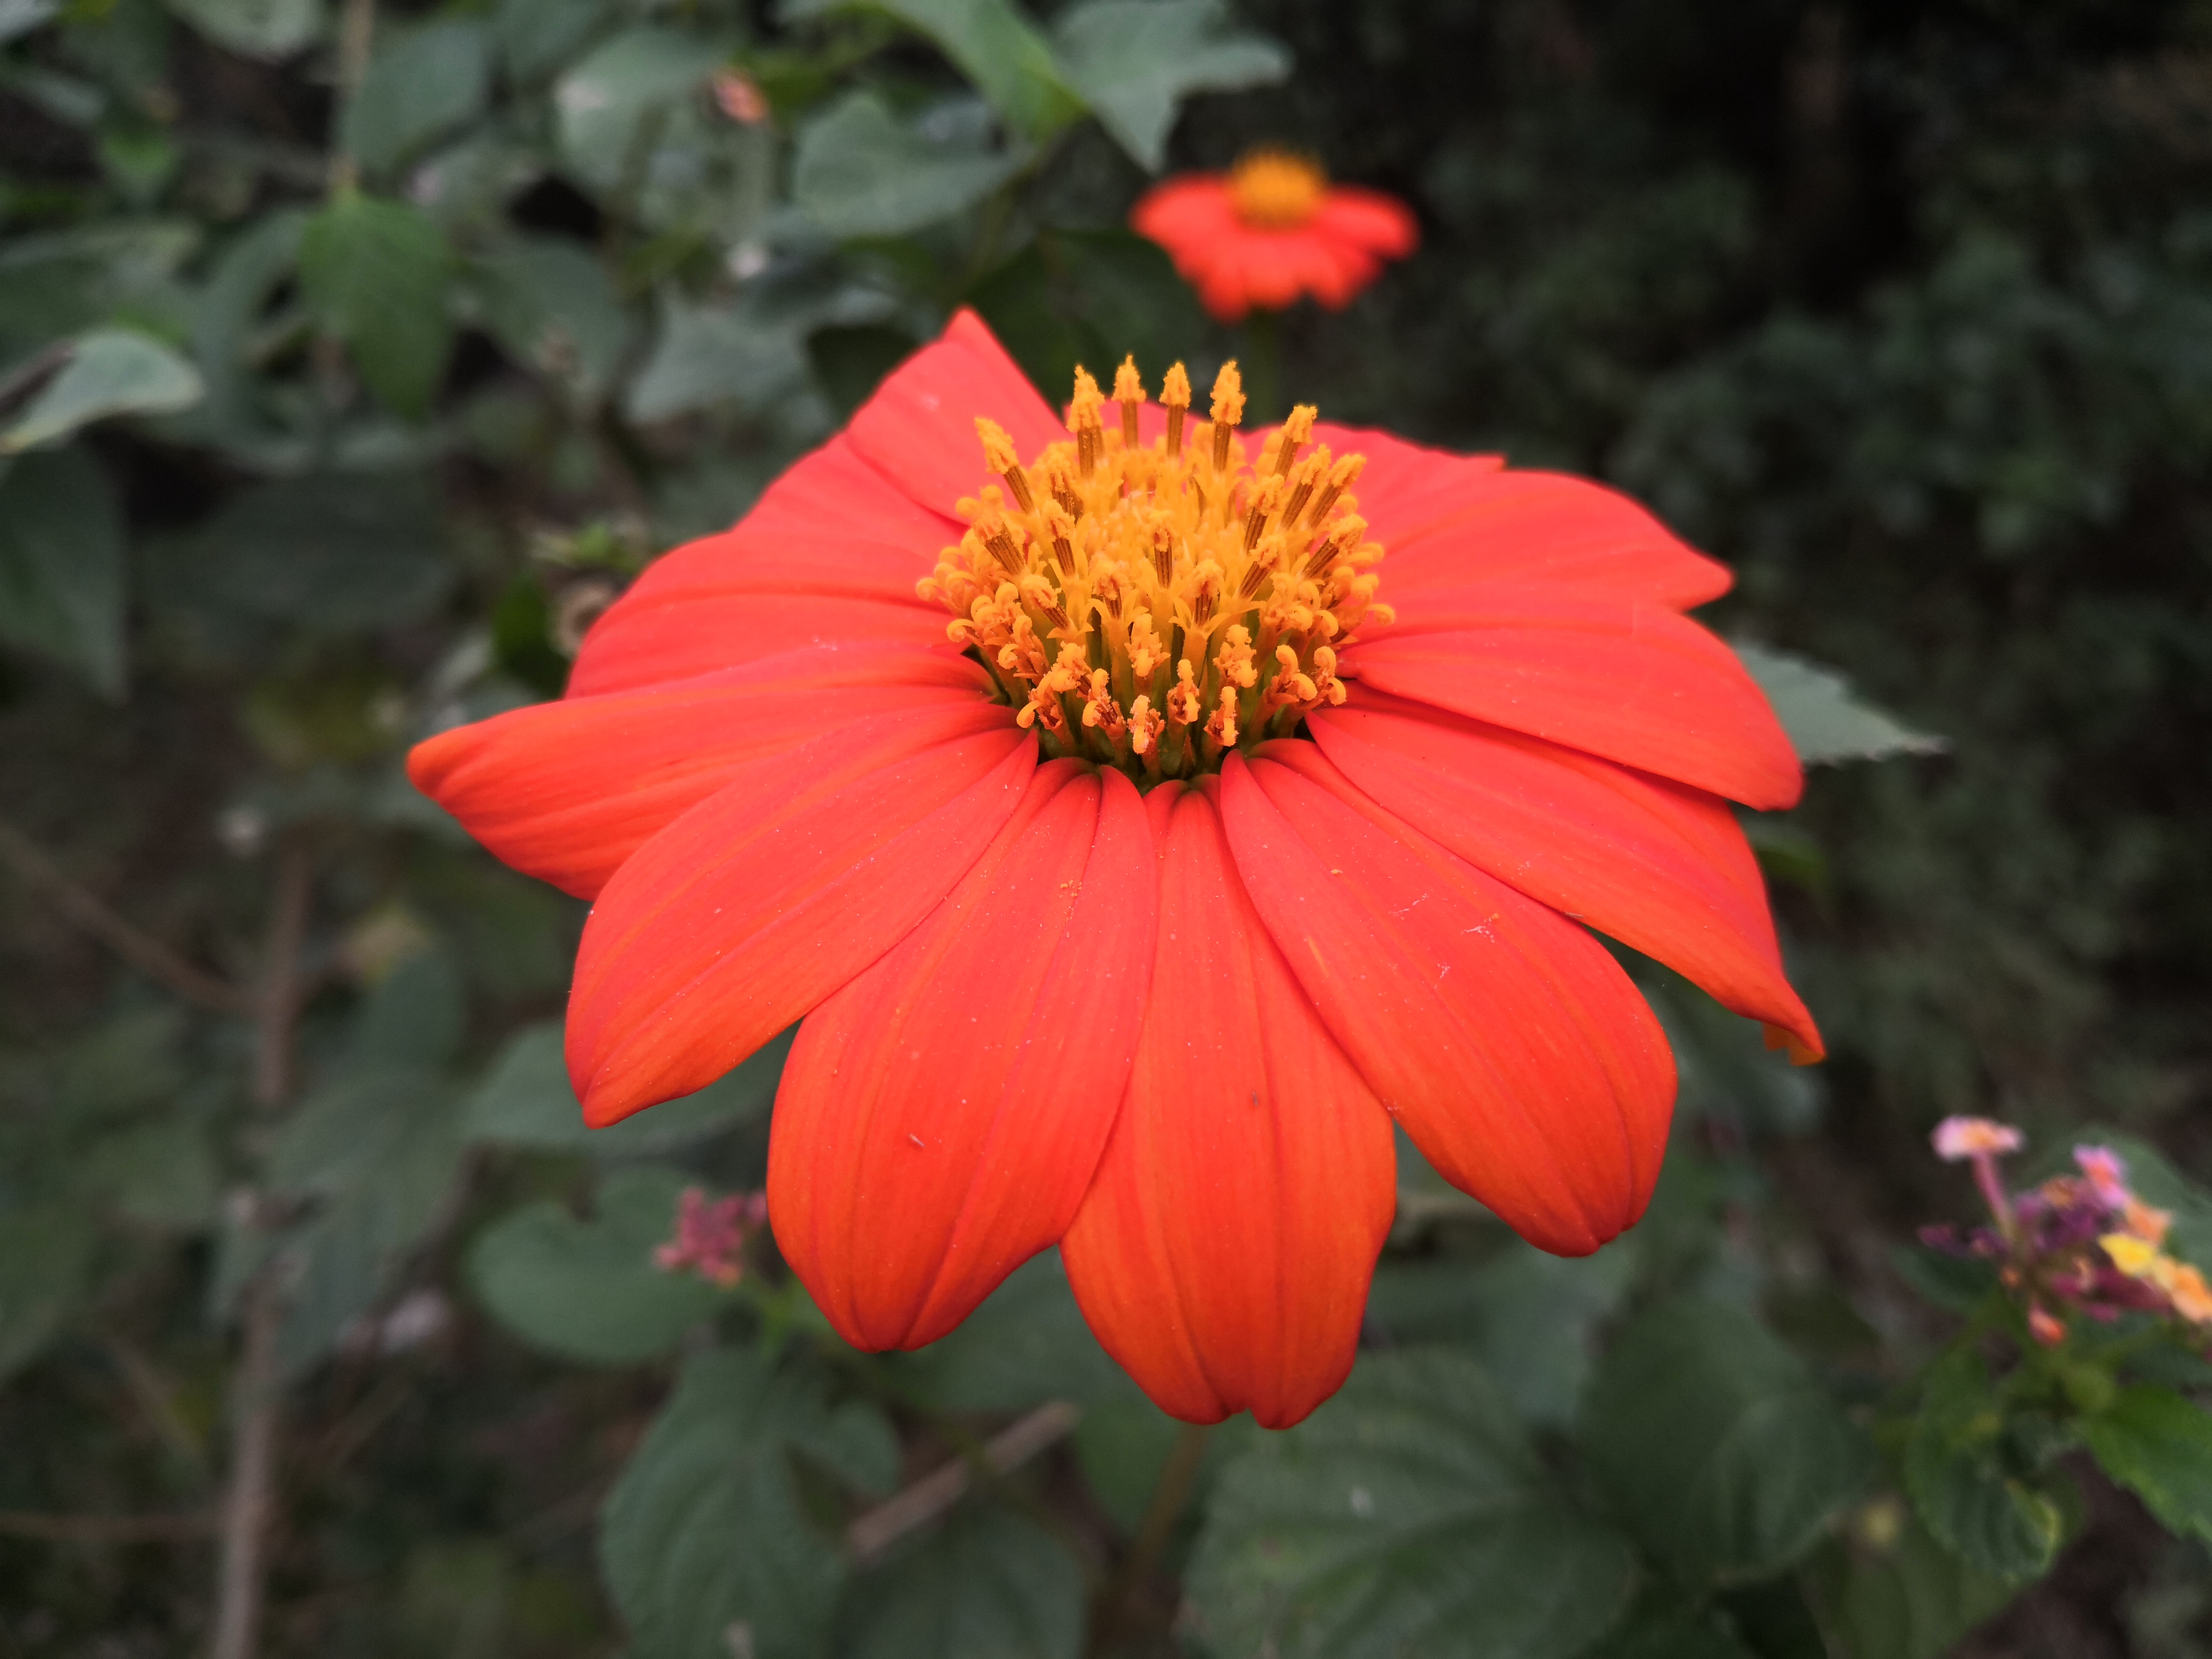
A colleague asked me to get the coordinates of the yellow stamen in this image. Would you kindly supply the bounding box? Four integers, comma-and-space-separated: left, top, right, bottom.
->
1161, 362, 1191, 457
1070, 367, 1105, 474
1227, 148, 1327, 229
1113, 357, 1144, 450
1209, 362, 1244, 473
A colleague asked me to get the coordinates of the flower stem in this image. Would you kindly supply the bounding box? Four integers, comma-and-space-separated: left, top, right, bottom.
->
1090, 1421, 1211, 1655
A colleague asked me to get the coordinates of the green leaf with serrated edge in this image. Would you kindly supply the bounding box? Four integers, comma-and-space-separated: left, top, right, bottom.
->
553, 27, 725, 192
1903, 1348, 2064, 1580
340, 20, 490, 178
466, 1165, 726, 1365
875, 0, 1085, 140
297, 192, 454, 419
1804, 1510, 2015, 1659
463, 1022, 789, 1156
1, 328, 203, 452
167, 0, 322, 59
792, 90, 1022, 239
0, 1204, 95, 1382
1186, 1348, 1638, 1659
2079, 1387, 2212, 1545
889, 1250, 1133, 1411
1731, 640, 1946, 767
834, 1503, 1084, 1659
189, 472, 451, 632
1052, 0, 1289, 170
601, 1347, 896, 1659
1580, 1297, 1874, 1585
0, 445, 125, 696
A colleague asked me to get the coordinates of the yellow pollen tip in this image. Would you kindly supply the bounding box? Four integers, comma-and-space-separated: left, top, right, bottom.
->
1069, 366, 1105, 432
975, 417, 1019, 474
1161, 362, 1191, 409
1209, 362, 1245, 428
1227, 148, 1328, 229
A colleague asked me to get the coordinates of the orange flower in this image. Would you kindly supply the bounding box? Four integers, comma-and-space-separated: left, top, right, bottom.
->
1132, 149, 1418, 321
409, 312, 1818, 1427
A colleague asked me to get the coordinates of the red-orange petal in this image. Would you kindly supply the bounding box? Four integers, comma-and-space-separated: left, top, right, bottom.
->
843, 309, 1066, 521
569, 435, 951, 698
566, 703, 1034, 1127
1346, 582, 1803, 809
1059, 780, 1396, 1429
1310, 694, 1822, 1057
406, 645, 989, 900
1220, 748, 1676, 1256
769, 761, 1155, 1351
1312, 186, 1419, 258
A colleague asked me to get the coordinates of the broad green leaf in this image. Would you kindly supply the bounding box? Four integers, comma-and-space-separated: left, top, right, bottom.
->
835, 1504, 1084, 1659
890, 1250, 1133, 1411
1072, 1395, 1185, 1533
1581, 1297, 1874, 1585
495, 0, 608, 83
1590, 1616, 1759, 1659
86, 1119, 221, 1230
966, 227, 1205, 403
298, 192, 455, 419
189, 472, 451, 632
1365, 1242, 1635, 1428
0, 444, 126, 696
341, 20, 491, 178
875, 0, 1085, 140
467, 1164, 728, 1365
624, 290, 811, 425
348, 948, 466, 1071
166, 0, 321, 59
475, 237, 633, 408
601, 1346, 897, 1659
553, 27, 725, 193
0, 328, 204, 452
463, 1021, 789, 1156
1731, 641, 1946, 767
2078, 1386, 2212, 1545
1051, 0, 1289, 170
0, 1204, 96, 1382
1187, 1348, 1638, 1659
1902, 1347, 2064, 1581
1805, 1508, 2015, 1659
792, 90, 1021, 239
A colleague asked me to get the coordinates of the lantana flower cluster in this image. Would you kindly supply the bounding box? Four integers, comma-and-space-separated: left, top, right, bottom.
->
1922, 1116, 2212, 1346
654, 1187, 769, 1289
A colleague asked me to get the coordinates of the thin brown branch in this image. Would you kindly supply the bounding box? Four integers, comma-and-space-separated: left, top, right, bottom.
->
0, 816, 254, 1015
0, 1510, 216, 1543
845, 1399, 1081, 1565
251, 845, 311, 1111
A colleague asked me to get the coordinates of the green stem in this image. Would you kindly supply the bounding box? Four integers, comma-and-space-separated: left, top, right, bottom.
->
1090, 1422, 1211, 1655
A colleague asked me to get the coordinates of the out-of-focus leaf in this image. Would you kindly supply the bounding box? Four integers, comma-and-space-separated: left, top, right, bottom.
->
1051, 0, 1288, 170
2055, 1126, 2212, 1272
1903, 1347, 2064, 1581
166, 0, 321, 59
341, 20, 491, 178
495, 0, 608, 82
0, 0, 60, 46
189, 472, 451, 632
835, 1503, 1084, 1659
86, 1120, 221, 1230
463, 1022, 789, 1156
0, 328, 204, 452
347, 949, 466, 1071
601, 1346, 897, 1659
624, 290, 811, 423
891, 1250, 1133, 1411
1072, 1396, 1184, 1533
1187, 1348, 1638, 1659
807, 323, 920, 418
1589, 1616, 1759, 1659
1364, 1241, 1635, 1428
467, 1164, 726, 1365
476, 237, 633, 407
967, 227, 1204, 402
1581, 1297, 1874, 1585
298, 192, 455, 419
874, 0, 1084, 140
792, 90, 1020, 239
0, 445, 125, 696
0, 1204, 96, 1383
1806, 1507, 2015, 1659
2079, 1387, 2212, 1545
553, 27, 724, 192
1647, 972, 1823, 1136
1732, 641, 1946, 767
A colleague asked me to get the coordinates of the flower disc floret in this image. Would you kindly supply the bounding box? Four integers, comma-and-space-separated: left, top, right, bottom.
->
918, 357, 1388, 781
1227, 149, 1327, 228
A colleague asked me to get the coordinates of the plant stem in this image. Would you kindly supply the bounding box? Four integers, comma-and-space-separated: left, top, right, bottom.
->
326, 0, 377, 195
1091, 1421, 1211, 1655
845, 1399, 1081, 1565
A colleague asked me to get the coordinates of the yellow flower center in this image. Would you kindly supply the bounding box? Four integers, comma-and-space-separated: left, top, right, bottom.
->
918, 358, 1391, 781
1227, 149, 1327, 229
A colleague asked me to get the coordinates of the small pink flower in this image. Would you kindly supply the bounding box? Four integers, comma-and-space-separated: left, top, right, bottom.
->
713, 70, 770, 125
1933, 1117, 2024, 1161
2027, 1303, 2068, 1346
2073, 1145, 2130, 1209
653, 1186, 762, 1289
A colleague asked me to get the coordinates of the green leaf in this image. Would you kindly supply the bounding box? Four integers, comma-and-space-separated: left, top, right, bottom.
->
349, 949, 467, 1071
601, 1346, 897, 1659
1903, 1348, 2065, 1581
297, 192, 455, 419
1731, 641, 1946, 767
1051, 0, 1289, 170
341, 20, 491, 178
792, 90, 1022, 240
835, 1503, 1084, 1659
0, 444, 126, 696
0, 1204, 96, 1383
0, 2, 60, 47
624, 290, 811, 425
966, 228, 1204, 403
463, 1021, 789, 1156
467, 1164, 729, 1365
475, 237, 633, 408
2079, 1386, 2212, 1545
1580, 1297, 1875, 1585
553, 27, 725, 193
166, 0, 322, 59
1, 328, 204, 452
890, 1250, 1133, 1411
85, 1119, 221, 1230
874, 0, 1085, 140
494, 0, 608, 83
1187, 1348, 1638, 1659
1805, 1508, 2016, 1659
188, 472, 452, 632
1589, 1615, 1759, 1659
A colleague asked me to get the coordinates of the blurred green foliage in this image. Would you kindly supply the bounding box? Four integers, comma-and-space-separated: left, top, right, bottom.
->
3, 0, 2212, 1656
